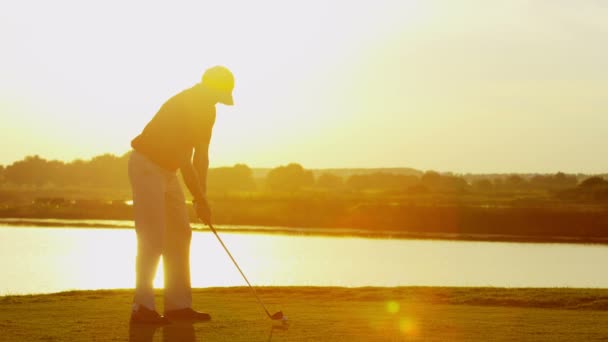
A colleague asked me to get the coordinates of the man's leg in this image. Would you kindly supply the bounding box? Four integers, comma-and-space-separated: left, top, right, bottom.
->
163, 174, 193, 311
129, 151, 167, 311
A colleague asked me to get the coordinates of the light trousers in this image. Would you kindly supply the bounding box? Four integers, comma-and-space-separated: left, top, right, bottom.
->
128, 151, 192, 311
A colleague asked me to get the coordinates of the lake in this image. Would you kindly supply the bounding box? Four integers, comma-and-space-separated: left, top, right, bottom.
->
0, 223, 607, 295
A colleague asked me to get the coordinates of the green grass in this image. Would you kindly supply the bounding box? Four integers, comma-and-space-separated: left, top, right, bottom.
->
1, 287, 608, 341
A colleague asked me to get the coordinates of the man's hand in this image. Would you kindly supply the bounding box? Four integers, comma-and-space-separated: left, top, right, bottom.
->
194, 198, 212, 225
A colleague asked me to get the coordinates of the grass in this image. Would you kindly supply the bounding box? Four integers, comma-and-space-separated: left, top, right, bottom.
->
1, 287, 608, 341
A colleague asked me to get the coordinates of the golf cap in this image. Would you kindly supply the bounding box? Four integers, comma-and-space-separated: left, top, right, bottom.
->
201, 65, 235, 106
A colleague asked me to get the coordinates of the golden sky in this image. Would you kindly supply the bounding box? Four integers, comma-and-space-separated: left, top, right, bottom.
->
1, 0, 607, 173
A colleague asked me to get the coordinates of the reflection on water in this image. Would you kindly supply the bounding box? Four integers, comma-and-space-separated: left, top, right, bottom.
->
0, 226, 607, 295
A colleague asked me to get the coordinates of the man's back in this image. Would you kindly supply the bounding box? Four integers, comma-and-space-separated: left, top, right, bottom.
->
131, 85, 216, 171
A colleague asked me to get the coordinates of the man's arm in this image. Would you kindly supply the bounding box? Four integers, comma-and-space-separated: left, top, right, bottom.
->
192, 108, 215, 196
180, 152, 205, 202
192, 141, 210, 196
180, 150, 211, 224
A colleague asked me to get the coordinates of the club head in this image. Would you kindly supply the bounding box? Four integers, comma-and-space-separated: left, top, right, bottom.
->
270, 311, 284, 320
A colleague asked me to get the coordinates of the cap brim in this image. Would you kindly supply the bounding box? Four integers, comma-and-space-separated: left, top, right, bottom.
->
218, 92, 234, 106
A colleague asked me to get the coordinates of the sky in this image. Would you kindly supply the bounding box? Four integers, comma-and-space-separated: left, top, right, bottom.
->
1, 0, 607, 173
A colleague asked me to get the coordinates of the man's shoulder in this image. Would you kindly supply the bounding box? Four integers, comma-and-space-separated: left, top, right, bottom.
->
166, 86, 196, 106
155, 85, 214, 132
158, 85, 208, 113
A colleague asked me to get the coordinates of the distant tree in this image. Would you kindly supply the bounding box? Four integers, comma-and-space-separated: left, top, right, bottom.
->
345, 174, 367, 191
266, 163, 314, 192
3, 153, 130, 188
45, 160, 66, 186
86, 153, 129, 188
529, 175, 550, 189
0, 165, 5, 184
472, 178, 493, 192
316, 172, 344, 190
554, 172, 577, 187
418, 171, 468, 192
578, 176, 608, 189
557, 176, 608, 202
504, 174, 527, 191
346, 172, 418, 191
440, 175, 468, 192
529, 172, 577, 191
208, 164, 256, 193
4, 155, 54, 186
420, 171, 441, 189
63, 159, 89, 186
490, 177, 505, 191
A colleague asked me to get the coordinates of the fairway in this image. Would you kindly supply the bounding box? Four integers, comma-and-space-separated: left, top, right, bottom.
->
1, 287, 608, 341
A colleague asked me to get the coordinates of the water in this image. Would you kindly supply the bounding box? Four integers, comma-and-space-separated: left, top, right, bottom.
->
0, 224, 607, 295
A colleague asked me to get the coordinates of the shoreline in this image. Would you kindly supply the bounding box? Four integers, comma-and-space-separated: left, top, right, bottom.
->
2, 217, 608, 245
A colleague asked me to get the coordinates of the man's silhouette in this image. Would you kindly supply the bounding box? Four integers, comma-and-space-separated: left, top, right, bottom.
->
128, 66, 234, 324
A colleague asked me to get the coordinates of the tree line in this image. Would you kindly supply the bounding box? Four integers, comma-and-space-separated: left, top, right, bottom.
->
0, 153, 602, 199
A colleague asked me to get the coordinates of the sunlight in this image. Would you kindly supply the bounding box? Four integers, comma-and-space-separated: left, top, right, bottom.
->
189, 232, 252, 287
399, 316, 418, 337
0, 0, 436, 169
2, 1, 608, 171
386, 301, 400, 314
62, 229, 137, 290
3, 227, 608, 296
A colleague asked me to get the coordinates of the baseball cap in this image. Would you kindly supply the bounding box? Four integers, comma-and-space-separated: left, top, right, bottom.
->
201, 66, 235, 105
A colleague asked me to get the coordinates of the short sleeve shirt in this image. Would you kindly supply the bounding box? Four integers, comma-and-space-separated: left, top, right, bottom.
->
131, 85, 216, 171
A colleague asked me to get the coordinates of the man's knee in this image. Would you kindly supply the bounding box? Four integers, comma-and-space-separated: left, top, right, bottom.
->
137, 233, 165, 256
175, 223, 192, 242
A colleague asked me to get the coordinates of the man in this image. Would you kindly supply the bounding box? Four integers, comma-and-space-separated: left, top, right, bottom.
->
128, 66, 235, 325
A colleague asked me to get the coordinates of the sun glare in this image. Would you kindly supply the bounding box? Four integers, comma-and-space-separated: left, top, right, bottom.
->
386, 301, 400, 314
0, 0, 436, 169
399, 316, 418, 336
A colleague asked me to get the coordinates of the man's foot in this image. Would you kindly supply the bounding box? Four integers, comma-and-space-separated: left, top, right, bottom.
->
130, 306, 171, 325
165, 308, 211, 322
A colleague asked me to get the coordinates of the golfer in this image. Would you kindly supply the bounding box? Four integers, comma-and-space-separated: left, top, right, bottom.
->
128, 66, 234, 324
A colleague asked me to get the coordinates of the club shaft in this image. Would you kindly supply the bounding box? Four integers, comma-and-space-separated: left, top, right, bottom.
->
208, 224, 272, 317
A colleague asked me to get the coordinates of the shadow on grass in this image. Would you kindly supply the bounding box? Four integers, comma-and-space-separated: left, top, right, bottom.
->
267, 322, 289, 342
129, 322, 195, 342
128, 321, 288, 341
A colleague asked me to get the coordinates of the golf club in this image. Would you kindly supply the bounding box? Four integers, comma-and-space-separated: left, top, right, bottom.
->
207, 223, 285, 321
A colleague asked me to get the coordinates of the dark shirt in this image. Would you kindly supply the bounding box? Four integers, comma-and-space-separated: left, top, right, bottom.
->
131, 84, 216, 172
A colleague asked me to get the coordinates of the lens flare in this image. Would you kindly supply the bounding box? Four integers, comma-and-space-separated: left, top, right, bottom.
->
386, 301, 400, 314
399, 317, 418, 336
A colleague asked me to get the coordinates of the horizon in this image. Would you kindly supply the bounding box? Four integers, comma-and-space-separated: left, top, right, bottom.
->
2, 151, 606, 176
2, 1, 607, 173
